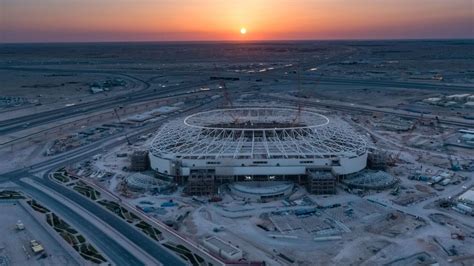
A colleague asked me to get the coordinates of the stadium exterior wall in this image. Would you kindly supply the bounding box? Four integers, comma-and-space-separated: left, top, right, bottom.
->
149, 152, 367, 177
149, 107, 369, 180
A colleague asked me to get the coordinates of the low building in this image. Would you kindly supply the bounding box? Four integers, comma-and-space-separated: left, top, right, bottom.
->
229, 181, 294, 201
90, 86, 104, 94
459, 129, 474, 134
464, 102, 474, 108
444, 101, 458, 107
461, 133, 474, 141
202, 236, 242, 261
446, 94, 470, 102
453, 203, 473, 215
423, 97, 442, 105
458, 189, 474, 205
375, 117, 414, 131
125, 173, 172, 192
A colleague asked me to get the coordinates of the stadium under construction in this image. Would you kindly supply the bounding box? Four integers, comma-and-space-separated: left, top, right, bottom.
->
149, 107, 369, 196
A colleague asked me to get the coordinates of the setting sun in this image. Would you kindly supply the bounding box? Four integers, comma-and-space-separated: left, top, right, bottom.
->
240, 27, 247, 35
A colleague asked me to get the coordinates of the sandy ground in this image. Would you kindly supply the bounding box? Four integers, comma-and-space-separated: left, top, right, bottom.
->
0, 201, 79, 266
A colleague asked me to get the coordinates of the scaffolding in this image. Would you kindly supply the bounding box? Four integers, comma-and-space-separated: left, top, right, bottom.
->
183, 169, 216, 196
306, 170, 336, 195
130, 151, 149, 171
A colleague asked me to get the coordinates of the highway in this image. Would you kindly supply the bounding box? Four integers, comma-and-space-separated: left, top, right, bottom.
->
1, 97, 219, 177
1, 43, 472, 266
0, 80, 212, 135
16, 177, 148, 266
30, 171, 186, 265
285, 75, 474, 91
0, 100, 219, 265
271, 96, 474, 128
1, 64, 472, 137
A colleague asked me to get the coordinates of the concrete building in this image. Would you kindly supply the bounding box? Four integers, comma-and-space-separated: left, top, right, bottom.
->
229, 181, 294, 201
125, 173, 171, 192
464, 102, 474, 108
446, 94, 470, 102
460, 133, 474, 142
423, 97, 442, 104
458, 189, 474, 205
202, 236, 242, 261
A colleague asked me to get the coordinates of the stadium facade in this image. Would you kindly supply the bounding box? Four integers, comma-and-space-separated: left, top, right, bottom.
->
149, 107, 368, 188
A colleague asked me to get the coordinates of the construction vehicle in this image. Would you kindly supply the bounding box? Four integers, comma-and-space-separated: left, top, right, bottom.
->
30, 240, 44, 254
16, 220, 25, 230
451, 232, 465, 240
390, 186, 400, 196
449, 156, 461, 171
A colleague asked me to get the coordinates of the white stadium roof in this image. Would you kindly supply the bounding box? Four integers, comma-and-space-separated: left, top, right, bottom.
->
150, 107, 367, 160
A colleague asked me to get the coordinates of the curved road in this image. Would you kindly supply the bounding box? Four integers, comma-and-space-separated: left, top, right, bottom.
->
30, 171, 186, 266
17, 178, 147, 266
0, 101, 219, 265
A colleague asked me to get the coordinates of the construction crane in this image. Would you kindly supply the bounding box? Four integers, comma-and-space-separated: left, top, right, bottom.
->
292, 65, 303, 126
220, 82, 240, 123
113, 107, 132, 145
436, 117, 461, 171
213, 63, 239, 123
220, 82, 234, 109
213, 64, 232, 108
292, 64, 321, 126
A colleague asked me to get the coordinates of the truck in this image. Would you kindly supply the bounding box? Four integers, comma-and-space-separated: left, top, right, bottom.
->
30, 240, 45, 254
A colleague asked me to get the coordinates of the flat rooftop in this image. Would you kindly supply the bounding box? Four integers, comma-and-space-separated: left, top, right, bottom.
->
459, 189, 474, 203
203, 236, 241, 256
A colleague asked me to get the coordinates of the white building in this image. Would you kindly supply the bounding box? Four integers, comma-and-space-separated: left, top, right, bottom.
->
446, 94, 470, 102
461, 134, 474, 142
464, 102, 474, 108
202, 236, 242, 260
458, 189, 474, 205
423, 97, 442, 104
229, 181, 294, 201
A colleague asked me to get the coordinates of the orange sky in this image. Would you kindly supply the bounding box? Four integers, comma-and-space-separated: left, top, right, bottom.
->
1, 0, 473, 42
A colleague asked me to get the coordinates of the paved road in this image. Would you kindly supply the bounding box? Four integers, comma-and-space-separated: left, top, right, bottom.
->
0, 101, 219, 265
0, 80, 211, 135
272, 96, 474, 128
2, 64, 472, 135
0, 99, 218, 177
16, 177, 146, 266
297, 76, 474, 91
32, 172, 186, 265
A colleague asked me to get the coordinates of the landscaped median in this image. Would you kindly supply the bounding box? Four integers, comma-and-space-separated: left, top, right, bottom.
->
26, 199, 108, 264
50, 168, 223, 266
0, 190, 108, 265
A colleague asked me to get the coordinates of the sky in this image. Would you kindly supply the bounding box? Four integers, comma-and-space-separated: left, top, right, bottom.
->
1, 0, 473, 42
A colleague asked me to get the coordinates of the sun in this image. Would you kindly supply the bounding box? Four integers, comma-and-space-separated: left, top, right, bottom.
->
240, 27, 247, 35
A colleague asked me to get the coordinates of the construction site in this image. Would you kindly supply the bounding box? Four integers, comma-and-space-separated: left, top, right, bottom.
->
1, 40, 473, 265
60, 84, 474, 265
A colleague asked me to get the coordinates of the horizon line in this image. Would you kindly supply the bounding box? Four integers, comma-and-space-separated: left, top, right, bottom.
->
1, 37, 473, 45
